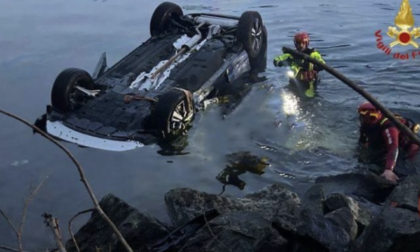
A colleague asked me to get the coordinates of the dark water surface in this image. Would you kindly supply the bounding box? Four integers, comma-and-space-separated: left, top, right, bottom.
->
1, 0, 420, 249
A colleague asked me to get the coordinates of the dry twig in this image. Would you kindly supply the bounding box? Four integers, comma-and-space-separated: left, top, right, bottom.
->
203, 212, 232, 252
0, 176, 48, 252
0, 245, 27, 252
68, 209, 94, 252
0, 209, 19, 243
42, 214, 66, 252
0, 108, 133, 252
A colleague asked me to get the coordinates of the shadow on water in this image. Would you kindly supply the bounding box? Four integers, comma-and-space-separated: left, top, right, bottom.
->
33, 114, 47, 133
156, 135, 190, 156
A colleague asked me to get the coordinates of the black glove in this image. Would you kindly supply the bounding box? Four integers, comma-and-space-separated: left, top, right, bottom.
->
273, 59, 282, 67
273, 59, 292, 67
295, 59, 309, 70
313, 64, 324, 71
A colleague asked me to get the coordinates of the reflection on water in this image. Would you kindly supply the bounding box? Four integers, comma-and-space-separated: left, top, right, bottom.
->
280, 88, 301, 117
157, 135, 190, 156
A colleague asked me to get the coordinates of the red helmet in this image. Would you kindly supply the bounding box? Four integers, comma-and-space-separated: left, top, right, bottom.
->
358, 102, 382, 124
294, 32, 310, 50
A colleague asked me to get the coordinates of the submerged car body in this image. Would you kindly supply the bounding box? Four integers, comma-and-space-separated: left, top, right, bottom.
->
42, 2, 267, 151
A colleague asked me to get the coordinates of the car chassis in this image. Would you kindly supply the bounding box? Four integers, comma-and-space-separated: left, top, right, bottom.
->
42, 2, 267, 151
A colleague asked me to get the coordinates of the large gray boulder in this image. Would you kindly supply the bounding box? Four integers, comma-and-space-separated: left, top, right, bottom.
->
315, 172, 395, 204
295, 208, 350, 252
351, 206, 420, 252
164, 183, 301, 227
301, 184, 325, 215
325, 207, 358, 240
178, 211, 288, 252
385, 174, 420, 211
325, 193, 372, 236
66, 194, 169, 252
350, 174, 420, 252
273, 185, 351, 252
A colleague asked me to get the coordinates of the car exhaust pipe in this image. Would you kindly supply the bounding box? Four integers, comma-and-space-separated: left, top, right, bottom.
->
182, 22, 205, 51
194, 15, 238, 27
150, 23, 205, 79
182, 34, 201, 51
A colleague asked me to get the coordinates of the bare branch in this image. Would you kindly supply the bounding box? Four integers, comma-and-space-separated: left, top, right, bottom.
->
1, 177, 47, 252
203, 213, 233, 252
0, 209, 18, 238
68, 209, 94, 252
0, 108, 133, 252
43, 213, 66, 252
18, 176, 49, 250
0, 245, 25, 252
203, 212, 216, 237
0, 209, 21, 251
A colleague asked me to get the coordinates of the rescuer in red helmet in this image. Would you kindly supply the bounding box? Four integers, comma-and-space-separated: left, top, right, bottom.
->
357, 101, 420, 183
273, 32, 325, 98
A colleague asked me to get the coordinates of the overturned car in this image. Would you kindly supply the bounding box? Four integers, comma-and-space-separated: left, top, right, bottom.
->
42, 2, 267, 151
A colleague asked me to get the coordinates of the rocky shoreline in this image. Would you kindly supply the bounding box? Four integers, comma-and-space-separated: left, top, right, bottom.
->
66, 172, 420, 252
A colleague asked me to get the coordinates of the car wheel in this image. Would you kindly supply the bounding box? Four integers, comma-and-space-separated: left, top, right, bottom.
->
51, 68, 94, 112
237, 11, 264, 59
249, 25, 267, 72
152, 88, 194, 138
150, 2, 183, 37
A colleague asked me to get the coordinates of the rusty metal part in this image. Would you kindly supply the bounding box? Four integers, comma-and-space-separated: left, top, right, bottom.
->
172, 87, 194, 113
150, 47, 187, 80
150, 23, 205, 80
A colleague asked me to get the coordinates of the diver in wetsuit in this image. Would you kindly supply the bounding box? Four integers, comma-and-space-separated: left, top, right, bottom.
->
273, 32, 325, 98
357, 101, 420, 184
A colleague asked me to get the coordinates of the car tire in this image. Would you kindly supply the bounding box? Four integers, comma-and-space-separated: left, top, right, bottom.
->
150, 2, 183, 37
152, 88, 194, 138
237, 11, 264, 59
51, 68, 94, 112
249, 25, 267, 72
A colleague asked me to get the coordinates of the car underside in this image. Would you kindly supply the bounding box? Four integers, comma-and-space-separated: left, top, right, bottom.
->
41, 2, 268, 151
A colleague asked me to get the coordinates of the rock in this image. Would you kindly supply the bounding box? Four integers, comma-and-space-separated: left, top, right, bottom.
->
164, 184, 301, 227
301, 184, 325, 215
316, 172, 395, 204
256, 228, 289, 252
178, 211, 288, 252
65, 194, 169, 252
353, 207, 373, 236
385, 174, 420, 212
148, 209, 221, 252
245, 183, 302, 229
295, 208, 350, 252
325, 193, 372, 233
272, 186, 350, 252
325, 207, 358, 240
351, 206, 420, 252
325, 193, 359, 215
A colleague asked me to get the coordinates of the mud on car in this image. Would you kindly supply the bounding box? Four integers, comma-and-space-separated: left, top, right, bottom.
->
41, 2, 267, 151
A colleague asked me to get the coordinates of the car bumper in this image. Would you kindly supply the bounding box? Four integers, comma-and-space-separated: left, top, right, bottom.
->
46, 120, 144, 151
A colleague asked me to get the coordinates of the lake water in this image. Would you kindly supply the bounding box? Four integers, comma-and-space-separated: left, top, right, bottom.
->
1, 0, 420, 249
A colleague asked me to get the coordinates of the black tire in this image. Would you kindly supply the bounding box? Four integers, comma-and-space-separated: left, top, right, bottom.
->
150, 2, 183, 37
152, 89, 194, 138
249, 25, 267, 72
236, 11, 264, 59
51, 68, 94, 112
